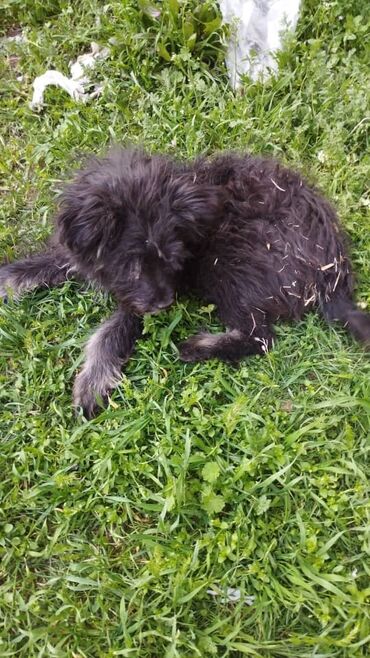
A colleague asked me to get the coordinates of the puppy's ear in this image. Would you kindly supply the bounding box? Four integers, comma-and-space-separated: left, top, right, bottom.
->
168, 176, 224, 234
56, 162, 123, 264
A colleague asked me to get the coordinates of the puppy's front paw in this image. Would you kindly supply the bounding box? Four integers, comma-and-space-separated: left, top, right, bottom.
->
0, 268, 12, 302
178, 333, 215, 362
0, 288, 8, 303
73, 370, 109, 419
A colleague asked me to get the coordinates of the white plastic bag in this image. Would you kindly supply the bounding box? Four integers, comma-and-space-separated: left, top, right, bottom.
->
219, 0, 301, 88
30, 42, 109, 110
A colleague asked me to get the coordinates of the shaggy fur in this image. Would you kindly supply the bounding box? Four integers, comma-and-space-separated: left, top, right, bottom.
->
1, 147, 369, 417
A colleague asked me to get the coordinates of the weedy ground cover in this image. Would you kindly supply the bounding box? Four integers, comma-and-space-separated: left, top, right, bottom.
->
0, 1, 369, 656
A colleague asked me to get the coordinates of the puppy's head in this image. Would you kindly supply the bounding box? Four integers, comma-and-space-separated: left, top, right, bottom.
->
57, 148, 223, 314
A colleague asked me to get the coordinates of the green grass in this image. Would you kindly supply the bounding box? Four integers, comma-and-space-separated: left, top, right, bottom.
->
0, 1, 370, 656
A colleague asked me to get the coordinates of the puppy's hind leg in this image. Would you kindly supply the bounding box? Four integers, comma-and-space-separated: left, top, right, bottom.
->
0, 248, 73, 301
321, 292, 370, 347
179, 322, 275, 363
73, 309, 142, 419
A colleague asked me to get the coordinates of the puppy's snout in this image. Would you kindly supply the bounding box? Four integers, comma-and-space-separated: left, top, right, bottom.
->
145, 290, 174, 313
156, 296, 174, 310
131, 294, 174, 315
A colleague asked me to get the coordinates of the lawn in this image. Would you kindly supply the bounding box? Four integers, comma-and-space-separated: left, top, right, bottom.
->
0, 1, 369, 656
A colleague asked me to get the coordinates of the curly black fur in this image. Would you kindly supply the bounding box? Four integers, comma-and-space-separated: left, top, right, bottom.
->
1, 147, 369, 417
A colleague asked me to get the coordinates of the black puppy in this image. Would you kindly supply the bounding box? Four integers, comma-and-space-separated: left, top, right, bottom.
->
1, 148, 369, 417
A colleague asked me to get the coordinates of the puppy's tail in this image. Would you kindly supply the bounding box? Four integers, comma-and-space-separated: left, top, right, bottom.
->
321, 294, 370, 347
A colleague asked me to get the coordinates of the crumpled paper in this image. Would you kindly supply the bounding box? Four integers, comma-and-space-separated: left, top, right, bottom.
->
219, 0, 301, 87
29, 42, 109, 110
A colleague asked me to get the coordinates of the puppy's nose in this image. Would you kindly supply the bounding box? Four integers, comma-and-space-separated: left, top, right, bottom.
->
157, 298, 173, 309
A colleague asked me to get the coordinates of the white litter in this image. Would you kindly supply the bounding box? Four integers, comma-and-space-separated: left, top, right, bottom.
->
29, 42, 109, 110
207, 586, 255, 605
219, 0, 302, 88
1, 32, 26, 44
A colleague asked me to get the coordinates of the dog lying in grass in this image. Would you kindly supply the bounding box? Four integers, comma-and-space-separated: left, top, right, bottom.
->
1, 148, 369, 417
